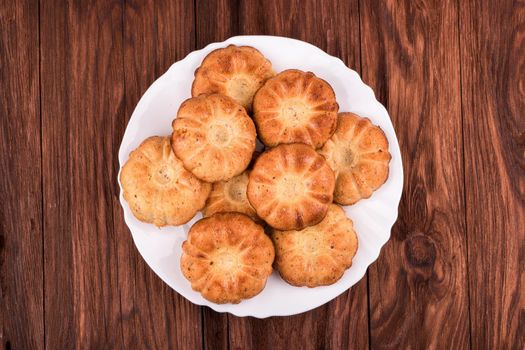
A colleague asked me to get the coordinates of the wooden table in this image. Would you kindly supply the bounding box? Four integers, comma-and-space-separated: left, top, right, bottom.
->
1, 0, 524, 348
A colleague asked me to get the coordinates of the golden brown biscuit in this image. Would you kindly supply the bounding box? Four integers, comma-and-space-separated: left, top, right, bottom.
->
202, 171, 259, 221
318, 112, 391, 205
120, 136, 211, 227
247, 143, 335, 231
272, 204, 358, 287
192, 45, 275, 111
171, 94, 257, 182
253, 69, 338, 148
181, 213, 275, 304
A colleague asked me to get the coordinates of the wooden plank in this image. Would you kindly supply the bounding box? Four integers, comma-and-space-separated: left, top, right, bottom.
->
41, 0, 126, 347
459, 0, 525, 348
195, 1, 367, 348
360, 0, 470, 348
202, 307, 229, 350
0, 0, 44, 348
115, 0, 202, 348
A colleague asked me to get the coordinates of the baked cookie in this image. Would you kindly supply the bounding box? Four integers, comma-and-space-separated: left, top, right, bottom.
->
171, 94, 257, 182
120, 136, 211, 227
192, 45, 275, 111
202, 171, 259, 221
318, 112, 391, 205
253, 69, 338, 148
272, 204, 358, 287
247, 143, 335, 231
181, 213, 275, 304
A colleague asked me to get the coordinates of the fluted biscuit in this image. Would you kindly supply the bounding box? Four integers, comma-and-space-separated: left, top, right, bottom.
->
172, 94, 256, 182
318, 112, 391, 205
120, 136, 211, 226
247, 143, 335, 230
253, 69, 338, 148
181, 213, 275, 304
203, 171, 259, 221
273, 204, 358, 287
192, 45, 275, 111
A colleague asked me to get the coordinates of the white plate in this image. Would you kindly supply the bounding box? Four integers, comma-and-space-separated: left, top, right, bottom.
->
118, 36, 403, 318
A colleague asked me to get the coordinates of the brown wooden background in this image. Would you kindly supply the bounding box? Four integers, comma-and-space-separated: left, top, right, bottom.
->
1, 0, 524, 348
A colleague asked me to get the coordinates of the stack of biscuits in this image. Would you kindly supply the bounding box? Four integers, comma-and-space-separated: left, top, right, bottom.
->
120, 45, 391, 304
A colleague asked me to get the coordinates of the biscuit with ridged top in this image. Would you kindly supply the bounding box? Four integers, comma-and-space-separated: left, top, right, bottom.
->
202, 171, 259, 221
181, 213, 275, 304
171, 94, 256, 182
272, 204, 358, 287
253, 69, 338, 148
192, 45, 275, 111
247, 143, 335, 231
120, 136, 211, 227
318, 112, 391, 205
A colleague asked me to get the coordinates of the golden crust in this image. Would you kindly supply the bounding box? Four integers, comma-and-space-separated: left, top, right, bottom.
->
181, 213, 275, 304
272, 204, 358, 287
253, 69, 338, 148
192, 45, 275, 111
202, 171, 259, 221
171, 94, 256, 182
120, 136, 211, 227
247, 143, 335, 231
318, 112, 391, 205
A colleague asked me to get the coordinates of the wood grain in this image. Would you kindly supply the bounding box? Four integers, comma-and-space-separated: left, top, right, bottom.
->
360, 0, 471, 348
460, 0, 525, 348
41, 0, 126, 347
116, 0, 202, 348
195, 1, 368, 349
203, 307, 229, 350
0, 1, 43, 348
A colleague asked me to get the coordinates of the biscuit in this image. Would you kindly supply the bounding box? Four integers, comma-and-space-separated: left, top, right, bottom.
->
247, 143, 335, 230
120, 136, 211, 226
181, 213, 275, 304
253, 69, 338, 148
318, 112, 391, 204
272, 204, 358, 287
202, 171, 259, 221
192, 45, 275, 111
171, 94, 256, 182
